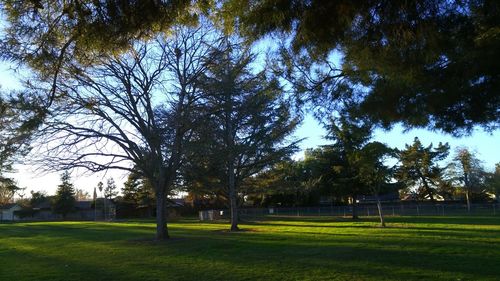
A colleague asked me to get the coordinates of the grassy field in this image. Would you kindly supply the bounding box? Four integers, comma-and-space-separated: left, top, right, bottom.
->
1, 216, 499, 281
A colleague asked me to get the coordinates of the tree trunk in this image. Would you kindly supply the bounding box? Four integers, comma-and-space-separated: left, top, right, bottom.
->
228, 160, 239, 231
352, 194, 359, 219
464, 173, 471, 213
155, 188, 169, 240
376, 196, 386, 227
465, 189, 471, 213
421, 178, 435, 202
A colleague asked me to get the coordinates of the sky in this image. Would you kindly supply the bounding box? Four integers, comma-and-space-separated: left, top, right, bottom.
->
1, 55, 499, 198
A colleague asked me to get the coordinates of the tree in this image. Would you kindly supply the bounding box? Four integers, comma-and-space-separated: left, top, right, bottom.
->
325, 117, 373, 219
104, 178, 118, 200
0, 175, 19, 205
52, 171, 76, 219
485, 163, 500, 202
222, 0, 500, 134
184, 38, 300, 231
29, 190, 47, 207
354, 142, 396, 227
395, 137, 450, 201
18, 25, 220, 240
122, 169, 155, 207
246, 158, 319, 207
450, 147, 485, 211
75, 189, 90, 200
97, 181, 104, 194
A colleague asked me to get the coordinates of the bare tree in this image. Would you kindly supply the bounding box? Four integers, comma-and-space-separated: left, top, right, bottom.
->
28, 25, 219, 240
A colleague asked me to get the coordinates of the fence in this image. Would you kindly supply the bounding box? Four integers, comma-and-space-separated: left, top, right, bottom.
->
230, 203, 500, 220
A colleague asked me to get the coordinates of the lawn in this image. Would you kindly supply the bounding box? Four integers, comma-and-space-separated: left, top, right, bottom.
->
1, 216, 499, 281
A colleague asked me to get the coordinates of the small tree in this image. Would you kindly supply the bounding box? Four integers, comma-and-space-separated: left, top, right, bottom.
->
355, 142, 395, 227
75, 189, 90, 200
52, 171, 76, 219
122, 169, 155, 207
104, 178, 118, 200
450, 147, 485, 212
30, 190, 47, 207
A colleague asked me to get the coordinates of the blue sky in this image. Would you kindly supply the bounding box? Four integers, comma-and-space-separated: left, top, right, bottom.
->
296, 114, 499, 170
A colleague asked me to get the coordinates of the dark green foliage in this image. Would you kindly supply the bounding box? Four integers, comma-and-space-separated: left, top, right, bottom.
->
0, 174, 19, 205
325, 117, 374, 212
52, 171, 76, 219
224, 0, 500, 134
182, 38, 300, 229
395, 137, 450, 201
121, 170, 154, 207
448, 147, 487, 208
29, 190, 47, 207
245, 159, 319, 207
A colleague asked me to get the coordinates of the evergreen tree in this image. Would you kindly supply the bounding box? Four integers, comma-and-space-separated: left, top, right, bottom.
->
97, 181, 104, 195
395, 137, 450, 201
450, 147, 486, 211
52, 171, 76, 219
184, 38, 300, 231
104, 178, 118, 200
221, 0, 500, 134
325, 117, 373, 219
0, 175, 18, 205
485, 163, 500, 202
354, 142, 396, 227
122, 170, 155, 207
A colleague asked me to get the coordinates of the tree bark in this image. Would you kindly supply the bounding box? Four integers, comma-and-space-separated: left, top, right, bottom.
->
155, 187, 169, 240
465, 189, 471, 213
228, 160, 239, 231
464, 173, 471, 213
376, 195, 386, 227
352, 194, 359, 219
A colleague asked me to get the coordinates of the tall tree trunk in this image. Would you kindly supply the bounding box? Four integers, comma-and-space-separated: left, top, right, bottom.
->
376, 195, 386, 227
155, 187, 169, 240
352, 194, 359, 219
465, 189, 471, 213
228, 160, 239, 231
224, 86, 238, 231
464, 173, 471, 213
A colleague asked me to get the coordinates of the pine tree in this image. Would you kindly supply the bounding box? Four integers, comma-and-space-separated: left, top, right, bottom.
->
52, 171, 76, 219
184, 38, 300, 231
395, 137, 450, 201
104, 178, 118, 200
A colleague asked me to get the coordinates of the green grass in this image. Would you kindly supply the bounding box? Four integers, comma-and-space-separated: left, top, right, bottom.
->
1, 216, 499, 281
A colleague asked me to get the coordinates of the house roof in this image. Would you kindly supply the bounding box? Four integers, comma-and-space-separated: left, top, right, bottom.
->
0, 203, 20, 210
75, 201, 93, 209
167, 198, 185, 207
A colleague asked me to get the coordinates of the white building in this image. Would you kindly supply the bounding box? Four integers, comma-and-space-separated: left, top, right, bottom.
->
0, 203, 22, 221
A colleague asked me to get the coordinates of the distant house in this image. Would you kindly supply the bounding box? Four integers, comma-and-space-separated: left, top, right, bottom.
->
358, 191, 401, 203
29, 198, 116, 221
0, 203, 22, 221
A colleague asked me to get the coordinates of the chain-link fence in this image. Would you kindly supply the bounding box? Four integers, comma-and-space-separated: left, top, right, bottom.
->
219, 203, 500, 221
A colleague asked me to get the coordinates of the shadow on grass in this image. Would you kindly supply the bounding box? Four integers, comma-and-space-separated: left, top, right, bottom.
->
1, 217, 500, 281
5, 227, 498, 281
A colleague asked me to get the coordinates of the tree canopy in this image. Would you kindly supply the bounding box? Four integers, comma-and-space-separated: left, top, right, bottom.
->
223, 0, 500, 134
